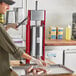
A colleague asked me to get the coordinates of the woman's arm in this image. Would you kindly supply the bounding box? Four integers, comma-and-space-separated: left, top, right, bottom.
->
21, 53, 32, 60
21, 53, 46, 66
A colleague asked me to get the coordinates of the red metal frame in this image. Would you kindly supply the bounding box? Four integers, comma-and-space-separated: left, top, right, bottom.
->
26, 10, 31, 64
41, 10, 46, 61
26, 10, 46, 64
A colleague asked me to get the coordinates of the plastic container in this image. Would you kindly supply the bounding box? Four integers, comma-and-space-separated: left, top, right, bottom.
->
48, 26, 56, 40
65, 25, 71, 40
57, 27, 63, 39
51, 27, 56, 40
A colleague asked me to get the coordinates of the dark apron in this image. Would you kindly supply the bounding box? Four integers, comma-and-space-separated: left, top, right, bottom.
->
0, 49, 10, 76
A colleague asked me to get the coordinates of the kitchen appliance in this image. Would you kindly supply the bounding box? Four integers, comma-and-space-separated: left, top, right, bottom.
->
6, 8, 25, 25
6, 8, 26, 40
26, 1, 46, 64
6, 10, 15, 24
45, 50, 63, 64
64, 49, 76, 72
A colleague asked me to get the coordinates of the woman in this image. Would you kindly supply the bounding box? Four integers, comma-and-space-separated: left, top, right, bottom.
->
0, 0, 46, 76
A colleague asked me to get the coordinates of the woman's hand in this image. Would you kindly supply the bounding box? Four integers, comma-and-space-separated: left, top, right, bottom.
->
5, 23, 18, 30
31, 57, 43, 66
40, 60, 48, 66
31, 57, 48, 67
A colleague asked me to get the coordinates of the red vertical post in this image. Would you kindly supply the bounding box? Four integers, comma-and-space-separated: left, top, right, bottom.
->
26, 10, 31, 64
41, 10, 46, 61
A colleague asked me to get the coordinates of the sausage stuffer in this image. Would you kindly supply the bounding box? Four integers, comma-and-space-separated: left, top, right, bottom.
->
26, 1, 46, 64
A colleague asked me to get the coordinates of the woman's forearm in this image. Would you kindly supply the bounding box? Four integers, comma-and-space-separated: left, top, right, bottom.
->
21, 53, 33, 60
21, 53, 46, 66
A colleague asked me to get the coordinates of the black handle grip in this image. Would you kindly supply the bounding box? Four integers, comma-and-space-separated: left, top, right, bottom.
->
16, 17, 28, 28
